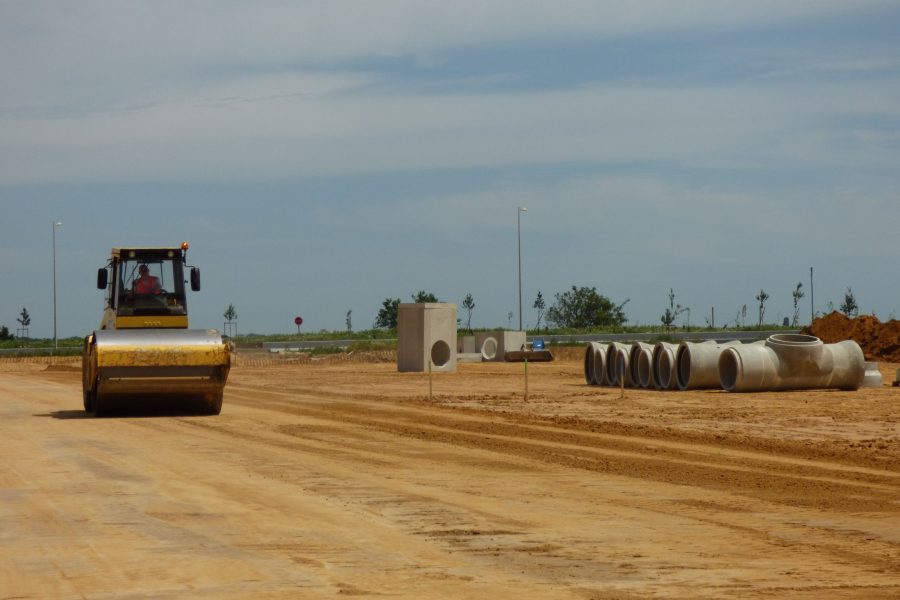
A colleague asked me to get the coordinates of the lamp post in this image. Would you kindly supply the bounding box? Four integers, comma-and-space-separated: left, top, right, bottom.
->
809, 266, 814, 324
52, 221, 62, 349
517, 207, 527, 331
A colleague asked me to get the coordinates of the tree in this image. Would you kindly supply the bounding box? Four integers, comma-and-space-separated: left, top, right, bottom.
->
791, 282, 804, 327
840, 287, 858, 317
461, 293, 475, 332
755, 289, 769, 328
223, 304, 237, 322
660, 288, 687, 332
345, 309, 352, 332
533, 291, 546, 330
0, 325, 11, 340
375, 298, 400, 329
16, 308, 30, 337
411, 290, 439, 303
546, 286, 629, 329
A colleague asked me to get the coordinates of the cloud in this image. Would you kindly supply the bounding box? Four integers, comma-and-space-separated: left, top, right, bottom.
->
3, 74, 899, 184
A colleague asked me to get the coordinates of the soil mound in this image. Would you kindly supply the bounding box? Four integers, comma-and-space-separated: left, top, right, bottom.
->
802, 311, 900, 362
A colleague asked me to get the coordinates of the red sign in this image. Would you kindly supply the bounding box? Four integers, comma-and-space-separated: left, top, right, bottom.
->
294, 316, 303, 326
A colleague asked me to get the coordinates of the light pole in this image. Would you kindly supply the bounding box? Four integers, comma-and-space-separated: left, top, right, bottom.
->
52, 221, 62, 349
809, 266, 814, 324
517, 207, 527, 331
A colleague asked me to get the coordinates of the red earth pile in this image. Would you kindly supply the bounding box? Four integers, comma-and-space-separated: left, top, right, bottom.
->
802, 311, 900, 362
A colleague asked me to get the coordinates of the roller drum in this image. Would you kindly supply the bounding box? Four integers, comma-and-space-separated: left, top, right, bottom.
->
86, 329, 231, 413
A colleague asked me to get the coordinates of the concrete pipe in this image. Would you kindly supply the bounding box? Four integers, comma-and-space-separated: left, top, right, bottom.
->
614, 347, 633, 387
592, 343, 609, 386
863, 362, 883, 388
676, 340, 742, 390
583, 344, 594, 384
651, 342, 678, 389
719, 334, 865, 393
584, 342, 608, 386
606, 342, 630, 386
583, 343, 601, 385
631, 342, 654, 388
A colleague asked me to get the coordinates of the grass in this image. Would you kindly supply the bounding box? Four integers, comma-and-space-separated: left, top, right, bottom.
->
2, 323, 799, 357
0, 337, 82, 350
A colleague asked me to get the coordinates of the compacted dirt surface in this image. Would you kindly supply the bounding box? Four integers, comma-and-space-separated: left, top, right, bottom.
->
1, 351, 898, 599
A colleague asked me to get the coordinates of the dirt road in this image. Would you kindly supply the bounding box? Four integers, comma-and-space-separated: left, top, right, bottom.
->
1, 355, 898, 598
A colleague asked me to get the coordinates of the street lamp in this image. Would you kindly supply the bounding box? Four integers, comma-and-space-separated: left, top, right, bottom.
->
52, 221, 62, 349
517, 207, 527, 331
809, 266, 814, 324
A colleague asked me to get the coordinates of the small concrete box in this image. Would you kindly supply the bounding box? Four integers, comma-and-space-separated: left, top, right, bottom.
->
475, 330, 527, 361
458, 336, 476, 354
397, 303, 458, 372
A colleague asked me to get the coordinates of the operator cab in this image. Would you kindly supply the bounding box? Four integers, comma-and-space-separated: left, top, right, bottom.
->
96, 244, 201, 328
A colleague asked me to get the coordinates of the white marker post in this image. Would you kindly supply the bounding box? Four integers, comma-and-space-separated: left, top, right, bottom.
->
428, 359, 433, 402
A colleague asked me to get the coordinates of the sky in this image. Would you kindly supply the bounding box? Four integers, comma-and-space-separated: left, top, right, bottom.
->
1, 1, 899, 338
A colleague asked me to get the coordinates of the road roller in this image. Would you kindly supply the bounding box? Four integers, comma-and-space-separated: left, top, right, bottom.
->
82, 243, 231, 416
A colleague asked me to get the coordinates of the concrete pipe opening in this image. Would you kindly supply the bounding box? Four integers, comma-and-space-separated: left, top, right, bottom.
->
652, 342, 677, 389
481, 337, 498, 361
606, 343, 629, 385
658, 350, 675, 390
628, 342, 652, 388
592, 344, 607, 386
431, 340, 451, 368
676, 344, 693, 390
615, 349, 630, 387
583, 344, 595, 384
637, 349, 653, 388
718, 349, 740, 391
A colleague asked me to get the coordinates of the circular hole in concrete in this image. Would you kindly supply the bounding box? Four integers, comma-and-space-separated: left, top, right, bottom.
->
718, 349, 739, 391
431, 340, 451, 367
481, 337, 498, 360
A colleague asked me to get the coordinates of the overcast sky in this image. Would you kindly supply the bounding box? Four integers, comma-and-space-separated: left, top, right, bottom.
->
2, 1, 899, 337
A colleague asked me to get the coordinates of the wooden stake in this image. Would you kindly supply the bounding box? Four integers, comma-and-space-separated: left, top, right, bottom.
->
524, 357, 529, 402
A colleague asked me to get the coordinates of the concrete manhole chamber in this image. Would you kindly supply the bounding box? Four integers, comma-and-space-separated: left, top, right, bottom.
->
397, 303, 458, 372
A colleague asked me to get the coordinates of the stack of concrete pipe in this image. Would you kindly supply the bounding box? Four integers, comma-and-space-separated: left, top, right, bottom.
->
583, 334, 867, 392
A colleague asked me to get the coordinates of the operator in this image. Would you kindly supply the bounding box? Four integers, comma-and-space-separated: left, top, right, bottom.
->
133, 264, 162, 294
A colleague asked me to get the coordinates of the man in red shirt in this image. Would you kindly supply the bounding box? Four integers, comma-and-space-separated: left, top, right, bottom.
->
133, 264, 162, 295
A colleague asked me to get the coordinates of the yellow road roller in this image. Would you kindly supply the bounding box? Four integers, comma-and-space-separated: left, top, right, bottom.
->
82, 243, 231, 416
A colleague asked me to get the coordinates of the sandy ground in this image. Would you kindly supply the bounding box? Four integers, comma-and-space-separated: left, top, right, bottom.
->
0, 352, 898, 599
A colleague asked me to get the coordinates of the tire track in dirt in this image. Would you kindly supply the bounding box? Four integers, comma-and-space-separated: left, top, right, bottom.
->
220, 385, 900, 513
175, 387, 900, 583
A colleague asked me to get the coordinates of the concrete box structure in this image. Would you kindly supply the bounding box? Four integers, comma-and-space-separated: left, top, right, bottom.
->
475, 330, 527, 362
397, 303, 458, 372
458, 336, 476, 354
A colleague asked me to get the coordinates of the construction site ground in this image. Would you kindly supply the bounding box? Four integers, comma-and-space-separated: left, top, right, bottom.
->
1, 351, 898, 599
